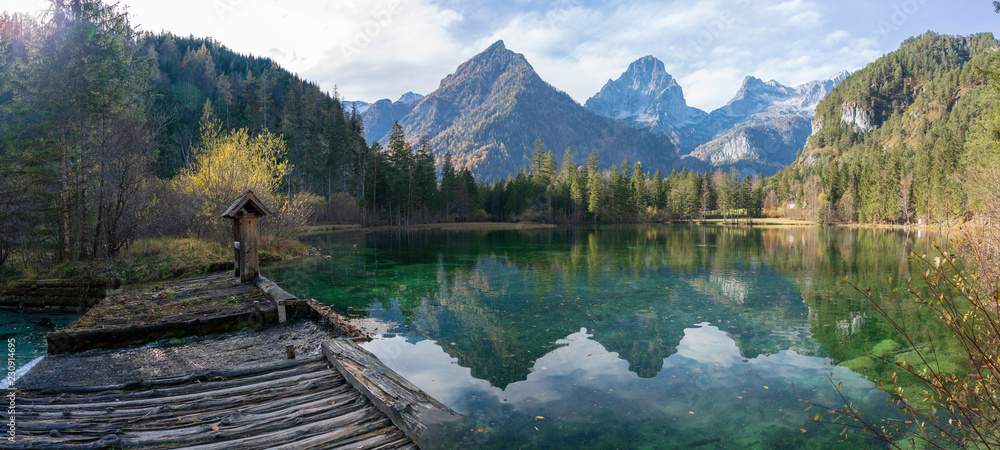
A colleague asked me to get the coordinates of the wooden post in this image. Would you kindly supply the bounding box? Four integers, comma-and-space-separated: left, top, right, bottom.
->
242, 216, 260, 283
222, 191, 271, 283
233, 219, 242, 277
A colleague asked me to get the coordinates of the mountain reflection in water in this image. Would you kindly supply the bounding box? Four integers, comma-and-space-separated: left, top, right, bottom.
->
265, 225, 940, 448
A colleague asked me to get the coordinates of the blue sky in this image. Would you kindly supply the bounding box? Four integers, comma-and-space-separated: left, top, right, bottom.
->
7, 0, 998, 111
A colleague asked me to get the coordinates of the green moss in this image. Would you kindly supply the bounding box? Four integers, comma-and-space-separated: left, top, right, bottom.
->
871, 339, 903, 357
894, 350, 963, 375
839, 356, 878, 378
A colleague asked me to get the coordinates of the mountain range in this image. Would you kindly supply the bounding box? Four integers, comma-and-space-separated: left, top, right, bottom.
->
584, 56, 848, 174
358, 40, 848, 179
361, 41, 685, 180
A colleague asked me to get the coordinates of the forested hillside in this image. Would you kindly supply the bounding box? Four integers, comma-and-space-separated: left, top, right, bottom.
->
2, 0, 998, 282
145, 34, 367, 195
394, 41, 686, 180
0, 2, 367, 273
767, 32, 1000, 224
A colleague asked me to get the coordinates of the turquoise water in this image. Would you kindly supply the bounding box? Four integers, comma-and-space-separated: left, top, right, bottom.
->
0, 310, 78, 374
265, 225, 945, 448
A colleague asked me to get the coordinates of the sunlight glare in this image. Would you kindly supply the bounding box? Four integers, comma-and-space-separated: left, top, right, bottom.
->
4, 1, 49, 17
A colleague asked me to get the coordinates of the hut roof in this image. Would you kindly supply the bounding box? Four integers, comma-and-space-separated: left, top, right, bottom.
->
222, 190, 271, 218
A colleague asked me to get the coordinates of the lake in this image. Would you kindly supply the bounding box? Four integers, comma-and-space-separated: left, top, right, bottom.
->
0, 310, 79, 386
264, 224, 951, 449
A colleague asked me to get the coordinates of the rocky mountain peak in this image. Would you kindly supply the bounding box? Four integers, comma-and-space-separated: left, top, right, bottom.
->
397, 91, 424, 104
485, 39, 506, 53
715, 70, 849, 118
585, 55, 704, 131
437, 39, 534, 93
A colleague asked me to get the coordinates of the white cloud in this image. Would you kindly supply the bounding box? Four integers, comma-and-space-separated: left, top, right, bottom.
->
769, 0, 811, 15
789, 10, 822, 28
3, 0, 49, 16
8, 0, 991, 110
679, 67, 745, 112
298, 0, 470, 101
823, 29, 851, 45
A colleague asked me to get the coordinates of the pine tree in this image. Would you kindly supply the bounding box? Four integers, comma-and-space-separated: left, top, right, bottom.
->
586, 150, 602, 220
441, 152, 459, 216
631, 162, 647, 218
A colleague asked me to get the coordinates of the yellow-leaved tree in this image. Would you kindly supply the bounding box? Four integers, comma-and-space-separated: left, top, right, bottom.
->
171, 123, 296, 246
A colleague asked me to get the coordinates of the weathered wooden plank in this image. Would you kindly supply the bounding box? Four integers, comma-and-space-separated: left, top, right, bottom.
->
47, 306, 278, 355
5, 287, 107, 297
13, 279, 119, 289
78, 392, 373, 447
11, 377, 410, 449
277, 425, 411, 450
17, 378, 357, 429
323, 339, 459, 449
18, 381, 356, 428
28, 355, 329, 396
253, 276, 298, 304
23, 369, 334, 411
175, 409, 394, 450
12, 344, 418, 450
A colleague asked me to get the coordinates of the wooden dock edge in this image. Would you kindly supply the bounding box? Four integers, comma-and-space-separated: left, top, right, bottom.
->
47, 306, 278, 354
323, 339, 460, 449
1, 278, 121, 312
253, 276, 367, 338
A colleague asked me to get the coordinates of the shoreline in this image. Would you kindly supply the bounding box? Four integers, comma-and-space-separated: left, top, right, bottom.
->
302, 221, 558, 235
299, 218, 969, 237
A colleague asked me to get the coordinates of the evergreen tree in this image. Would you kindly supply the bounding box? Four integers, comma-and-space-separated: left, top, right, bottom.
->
586, 150, 603, 220
631, 162, 647, 218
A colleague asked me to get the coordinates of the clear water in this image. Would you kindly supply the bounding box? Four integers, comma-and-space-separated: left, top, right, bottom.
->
264, 225, 946, 449
0, 310, 79, 372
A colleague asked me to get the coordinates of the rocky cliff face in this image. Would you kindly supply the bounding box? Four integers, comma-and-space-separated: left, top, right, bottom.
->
384, 41, 681, 180
585, 56, 706, 131
586, 57, 847, 175
714, 71, 849, 119
691, 115, 812, 174
345, 100, 371, 114
358, 92, 427, 144
839, 102, 876, 133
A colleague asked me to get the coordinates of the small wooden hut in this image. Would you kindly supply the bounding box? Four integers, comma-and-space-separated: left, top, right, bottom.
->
222, 190, 270, 282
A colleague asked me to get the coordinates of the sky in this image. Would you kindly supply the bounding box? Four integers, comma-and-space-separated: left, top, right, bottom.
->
6, 0, 998, 112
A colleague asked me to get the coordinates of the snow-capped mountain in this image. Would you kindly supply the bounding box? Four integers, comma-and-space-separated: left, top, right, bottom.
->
586, 56, 848, 175
584, 56, 706, 132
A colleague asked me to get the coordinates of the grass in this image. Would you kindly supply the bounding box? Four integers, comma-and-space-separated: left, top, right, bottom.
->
695, 217, 817, 226
12, 235, 306, 288
39, 237, 231, 286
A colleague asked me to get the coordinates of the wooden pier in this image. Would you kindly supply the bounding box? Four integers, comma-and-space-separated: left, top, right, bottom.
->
14, 354, 417, 449
14, 272, 458, 449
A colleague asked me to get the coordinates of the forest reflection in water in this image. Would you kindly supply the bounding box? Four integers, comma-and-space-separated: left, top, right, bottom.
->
265, 225, 945, 448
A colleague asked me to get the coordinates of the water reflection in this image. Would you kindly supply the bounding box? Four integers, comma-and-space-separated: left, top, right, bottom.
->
365, 322, 894, 449
265, 225, 943, 448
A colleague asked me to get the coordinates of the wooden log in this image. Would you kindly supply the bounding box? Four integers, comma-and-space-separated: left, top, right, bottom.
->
46, 305, 278, 355
28, 355, 327, 395
146, 408, 392, 450
253, 276, 298, 304
5, 287, 107, 297
1, 297, 84, 309
307, 299, 366, 338
24, 370, 334, 411
58, 390, 373, 447
271, 424, 414, 450
12, 279, 119, 289
322, 339, 459, 449
20, 380, 355, 425
11, 351, 419, 449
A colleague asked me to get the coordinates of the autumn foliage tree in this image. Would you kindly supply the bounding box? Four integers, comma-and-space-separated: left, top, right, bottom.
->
170, 122, 302, 247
